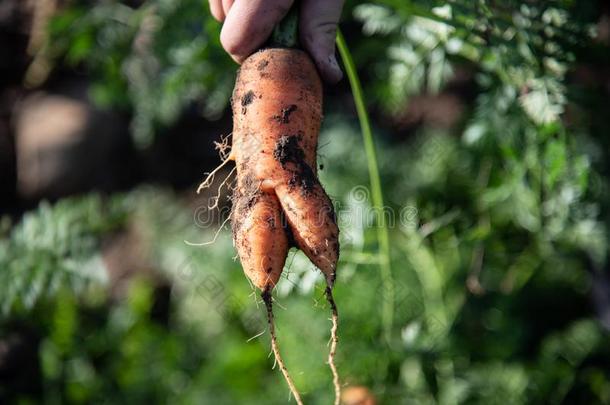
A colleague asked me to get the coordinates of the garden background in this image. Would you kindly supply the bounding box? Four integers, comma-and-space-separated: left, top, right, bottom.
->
1, 1, 610, 403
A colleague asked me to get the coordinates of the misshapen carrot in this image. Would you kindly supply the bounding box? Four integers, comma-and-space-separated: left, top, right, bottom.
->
213, 45, 341, 405
230, 48, 339, 291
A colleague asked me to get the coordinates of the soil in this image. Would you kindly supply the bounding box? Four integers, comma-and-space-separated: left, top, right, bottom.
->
273, 134, 316, 195
273, 104, 297, 124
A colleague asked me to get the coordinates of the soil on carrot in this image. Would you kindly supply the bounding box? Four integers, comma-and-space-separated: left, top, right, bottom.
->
273, 134, 304, 165
256, 59, 269, 71
230, 171, 261, 241
273, 134, 316, 195
240, 90, 255, 114
273, 104, 298, 124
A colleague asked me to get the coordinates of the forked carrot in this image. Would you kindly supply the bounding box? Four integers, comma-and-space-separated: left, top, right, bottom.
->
200, 6, 341, 404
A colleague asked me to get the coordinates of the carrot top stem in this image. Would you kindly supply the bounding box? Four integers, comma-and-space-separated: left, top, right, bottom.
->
336, 30, 394, 344
270, 2, 299, 48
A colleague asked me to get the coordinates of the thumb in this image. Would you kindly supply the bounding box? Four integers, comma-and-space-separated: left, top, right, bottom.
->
299, 0, 344, 84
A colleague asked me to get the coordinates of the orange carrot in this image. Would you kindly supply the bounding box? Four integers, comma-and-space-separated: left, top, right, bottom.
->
197, 45, 342, 405
230, 48, 339, 291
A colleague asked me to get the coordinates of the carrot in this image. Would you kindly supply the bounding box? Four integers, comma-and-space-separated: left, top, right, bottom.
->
231, 48, 339, 291
229, 47, 341, 404
199, 6, 342, 404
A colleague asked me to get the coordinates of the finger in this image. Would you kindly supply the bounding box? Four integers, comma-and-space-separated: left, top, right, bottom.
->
221, 0, 294, 64
209, 0, 226, 22
300, 0, 344, 83
222, 0, 234, 15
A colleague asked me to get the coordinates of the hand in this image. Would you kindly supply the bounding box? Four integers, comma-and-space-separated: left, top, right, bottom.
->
208, 0, 344, 83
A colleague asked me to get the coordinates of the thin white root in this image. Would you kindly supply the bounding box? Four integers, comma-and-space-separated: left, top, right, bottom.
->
215, 133, 233, 160
247, 329, 266, 342
262, 290, 304, 405
184, 216, 231, 246
207, 166, 236, 210
197, 154, 234, 194
325, 285, 341, 405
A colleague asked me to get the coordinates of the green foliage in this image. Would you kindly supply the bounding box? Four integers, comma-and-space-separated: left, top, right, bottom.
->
2, 132, 610, 402
49, 0, 234, 147
4, 0, 610, 403
36, 279, 213, 404
0, 196, 126, 316
355, 1, 592, 124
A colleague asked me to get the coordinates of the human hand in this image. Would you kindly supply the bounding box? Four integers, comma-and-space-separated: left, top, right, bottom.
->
208, 0, 344, 83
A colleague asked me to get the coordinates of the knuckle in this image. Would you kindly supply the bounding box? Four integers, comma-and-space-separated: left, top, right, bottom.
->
220, 30, 244, 58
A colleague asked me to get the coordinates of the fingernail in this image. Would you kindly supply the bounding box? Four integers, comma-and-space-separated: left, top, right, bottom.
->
326, 54, 343, 83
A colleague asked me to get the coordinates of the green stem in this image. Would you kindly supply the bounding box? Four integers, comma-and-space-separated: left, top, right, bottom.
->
336, 30, 394, 343
270, 3, 299, 48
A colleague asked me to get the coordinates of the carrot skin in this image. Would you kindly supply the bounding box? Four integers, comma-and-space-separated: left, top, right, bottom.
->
232, 187, 288, 290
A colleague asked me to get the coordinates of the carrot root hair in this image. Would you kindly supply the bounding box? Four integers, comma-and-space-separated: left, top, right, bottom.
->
197, 134, 234, 195
262, 289, 304, 405
325, 284, 341, 405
